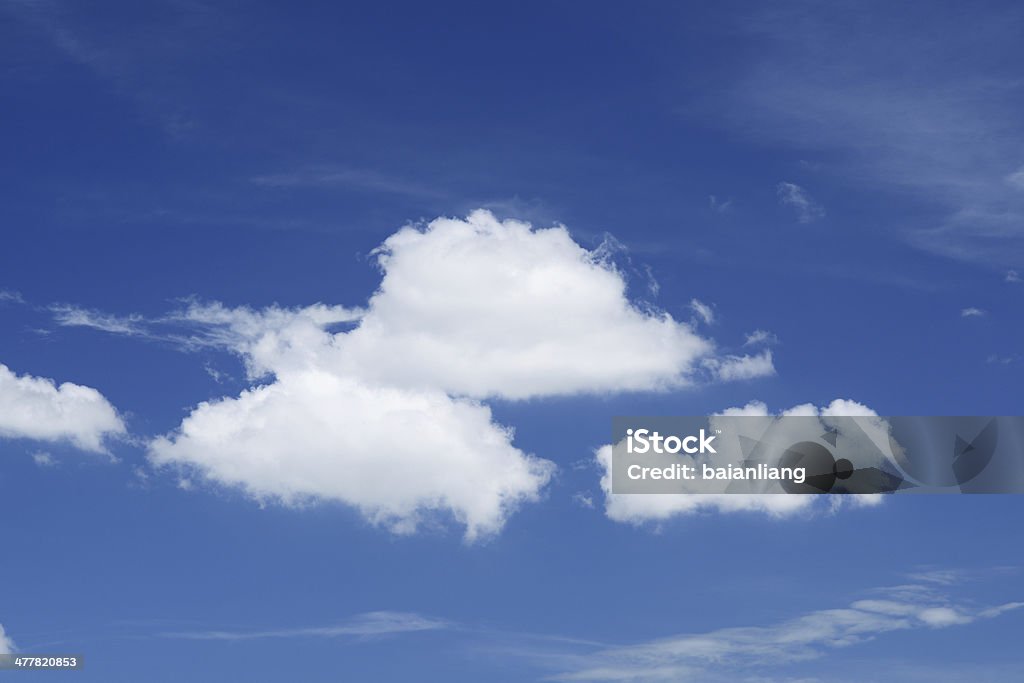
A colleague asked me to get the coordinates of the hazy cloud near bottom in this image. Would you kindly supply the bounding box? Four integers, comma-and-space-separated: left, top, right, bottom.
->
545, 574, 1023, 682
140, 572, 1024, 683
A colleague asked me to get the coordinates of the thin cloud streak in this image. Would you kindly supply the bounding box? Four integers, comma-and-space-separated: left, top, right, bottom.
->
159, 611, 450, 642
709, 4, 1024, 264
251, 165, 445, 200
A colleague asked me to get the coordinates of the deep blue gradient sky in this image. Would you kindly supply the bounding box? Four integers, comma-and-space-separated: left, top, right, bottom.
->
2, 1, 1024, 681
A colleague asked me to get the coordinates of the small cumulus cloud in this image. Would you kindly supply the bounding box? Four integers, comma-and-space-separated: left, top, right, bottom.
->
32, 451, 57, 467
0, 364, 125, 453
1006, 269, 1021, 283
572, 492, 595, 509
961, 307, 986, 318
703, 350, 776, 382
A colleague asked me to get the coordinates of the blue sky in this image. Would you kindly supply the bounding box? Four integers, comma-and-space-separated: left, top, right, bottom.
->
1, 1, 1023, 680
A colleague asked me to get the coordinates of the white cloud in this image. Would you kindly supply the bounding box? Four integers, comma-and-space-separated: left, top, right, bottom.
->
689, 298, 715, 325
0, 290, 24, 304
1006, 269, 1020, 283
916, 607, 972, 628
57, 210, 773, 539
0, 364, 125, 453
334, 211, 723, 399
50, 304, 149, 336
703, 349, 776, 381
551, 579, 1022, 682
573, 492, 595, 509
55, 212, 755, 397
150, 369, 554, 541
160, 611, 449, 641
777, 182, 825, 223
32, 451, 56, 467
906, 569, 969, 586
51, 300, 363, 354
596, 399, 883, 525
743, 329, 778, 346
961, 307, 986, 318
0, 622, 13, 654
707, 7, 1024, 265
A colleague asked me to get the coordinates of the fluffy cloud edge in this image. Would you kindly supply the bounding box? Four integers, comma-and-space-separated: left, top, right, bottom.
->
43, 210, 780, 539
0, 363, 125, 453
148, 370, 555, 542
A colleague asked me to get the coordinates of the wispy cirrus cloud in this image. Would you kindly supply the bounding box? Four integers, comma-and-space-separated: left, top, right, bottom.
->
0, 290, 25, 304
744, 328, 778, 346
2, 0, 225, 137
777, 182, 825, 223
50, 304, 150, 337
688, 298, 715, 325
251, 165, 444, 200
160, 611, 449, 642
48, 300, 363, 354
543, 575, 1023, 682
708, 195, 734, 213
709, 3, 1024, 265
